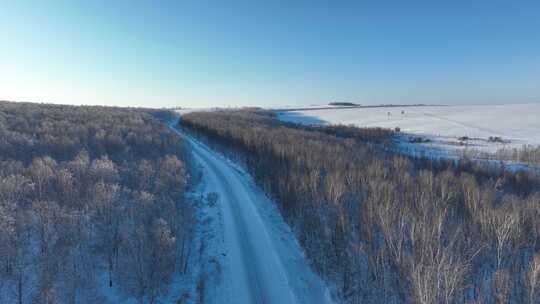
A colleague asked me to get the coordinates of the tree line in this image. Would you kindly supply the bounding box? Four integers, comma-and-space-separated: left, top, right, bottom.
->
0, 101, 193, 303
180, 109, 540, 304
462, 145, 540, 168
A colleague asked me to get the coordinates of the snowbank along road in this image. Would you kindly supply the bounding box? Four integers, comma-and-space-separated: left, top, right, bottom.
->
169, 123, 333, 304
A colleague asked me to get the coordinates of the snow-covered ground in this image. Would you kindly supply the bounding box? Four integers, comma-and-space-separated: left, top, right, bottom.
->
169, 124, 333, 304
278, 104, 540, 155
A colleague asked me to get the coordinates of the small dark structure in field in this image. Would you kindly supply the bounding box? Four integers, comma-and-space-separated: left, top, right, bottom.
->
488, 136, 506, 143
409, 136, 431, 143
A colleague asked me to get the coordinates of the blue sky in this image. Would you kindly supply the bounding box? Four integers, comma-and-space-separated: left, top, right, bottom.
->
1, 1, 539, 108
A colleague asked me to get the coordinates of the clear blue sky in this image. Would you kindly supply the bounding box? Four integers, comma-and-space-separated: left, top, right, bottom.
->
1, 1, 539, 108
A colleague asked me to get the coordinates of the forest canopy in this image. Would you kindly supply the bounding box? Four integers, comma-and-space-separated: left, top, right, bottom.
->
0, 101, 192, 303
180, 109, 540, 304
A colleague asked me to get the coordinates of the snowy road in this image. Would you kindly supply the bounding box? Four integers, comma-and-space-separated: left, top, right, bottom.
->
169, 123, 333, 304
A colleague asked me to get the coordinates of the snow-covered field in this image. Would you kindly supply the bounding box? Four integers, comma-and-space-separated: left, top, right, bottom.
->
278, 104, 540, 156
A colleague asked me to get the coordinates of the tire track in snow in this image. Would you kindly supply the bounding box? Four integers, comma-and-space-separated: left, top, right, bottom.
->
195, 148, 267, 303
414, 109, 507, 137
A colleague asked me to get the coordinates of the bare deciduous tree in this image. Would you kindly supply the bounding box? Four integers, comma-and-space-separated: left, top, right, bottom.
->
526, 253, 540, 304
490, 209, 518, 269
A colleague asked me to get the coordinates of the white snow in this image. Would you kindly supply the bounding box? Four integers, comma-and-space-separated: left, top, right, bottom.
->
169, 124, 334, 304
278, 104, 540, 155
271, 104, 360, 111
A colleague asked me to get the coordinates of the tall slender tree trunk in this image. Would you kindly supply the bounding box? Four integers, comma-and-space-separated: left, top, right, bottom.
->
18, 271, 23, 304
108, 254, 113, 288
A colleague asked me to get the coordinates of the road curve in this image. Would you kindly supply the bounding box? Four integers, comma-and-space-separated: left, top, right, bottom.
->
170, 123, 333, 304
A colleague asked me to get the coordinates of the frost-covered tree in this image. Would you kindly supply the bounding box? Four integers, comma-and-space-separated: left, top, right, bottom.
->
0, 101, 192, 302
180, 109, 540, 303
